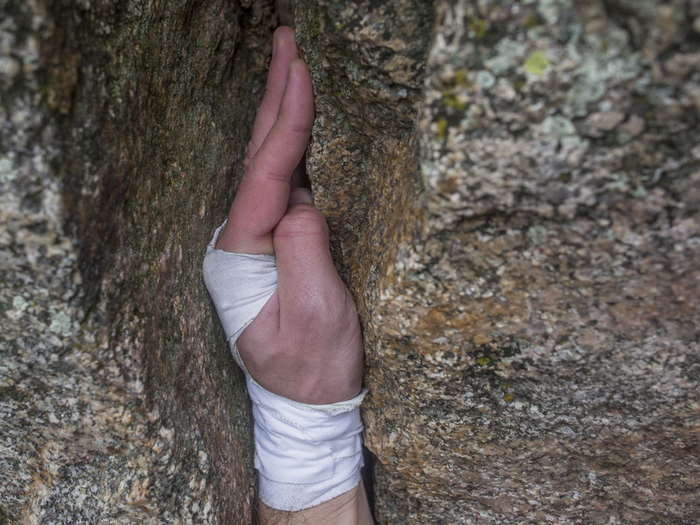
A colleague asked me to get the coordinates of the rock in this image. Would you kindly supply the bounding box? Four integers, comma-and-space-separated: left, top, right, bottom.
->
584, 111, 627, 138
3, 0, 700, 523
664, 52, 700, 80
1, 0, 272, 522
618, 114, 646, 138
299, 0, 700, 522
685, 82, 700, 113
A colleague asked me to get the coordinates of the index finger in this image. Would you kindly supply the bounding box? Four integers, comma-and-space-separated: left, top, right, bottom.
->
246, 27, 299, 163
216, 59, 314, 255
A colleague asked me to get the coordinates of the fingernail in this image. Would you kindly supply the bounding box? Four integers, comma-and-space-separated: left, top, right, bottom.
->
297, 190, 313, 204
289, 188, 314, 206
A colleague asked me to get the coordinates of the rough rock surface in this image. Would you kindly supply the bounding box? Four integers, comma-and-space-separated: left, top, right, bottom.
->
3, 0, 700, 523
1, 0, 279, 522
299, 0, 700, 523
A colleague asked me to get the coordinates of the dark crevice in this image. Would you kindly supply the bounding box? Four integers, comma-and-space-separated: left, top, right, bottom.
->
362, 446, 378, 523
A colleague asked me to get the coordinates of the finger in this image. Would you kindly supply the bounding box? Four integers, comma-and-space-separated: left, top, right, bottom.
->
272, 201, 347, 329
218, 59, 314, 254
246, 27, 299, 164
288, 187, 313, 206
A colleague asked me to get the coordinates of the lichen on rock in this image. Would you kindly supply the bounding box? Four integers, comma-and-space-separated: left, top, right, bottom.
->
3, 0, 700, 522
299, 0, 700, 522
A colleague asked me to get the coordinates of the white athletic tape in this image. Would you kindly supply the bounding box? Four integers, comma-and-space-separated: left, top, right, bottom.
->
203, 221, 366, 511
202, 221, 278, 350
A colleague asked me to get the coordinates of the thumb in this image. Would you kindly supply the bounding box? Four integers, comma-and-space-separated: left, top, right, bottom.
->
272, 188, 346, 328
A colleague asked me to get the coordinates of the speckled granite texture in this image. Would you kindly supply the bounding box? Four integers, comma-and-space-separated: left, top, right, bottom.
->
1, 0, 280, 522
3, 0, 700, 522
0, 4, 214, 522
298, 0, 700, 522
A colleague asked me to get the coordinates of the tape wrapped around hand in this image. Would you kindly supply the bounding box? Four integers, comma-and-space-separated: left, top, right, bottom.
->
203, 221, 366, 511
202, 221, 278, 369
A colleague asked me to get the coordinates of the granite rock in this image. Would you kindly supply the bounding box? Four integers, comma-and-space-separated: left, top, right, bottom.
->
3, 0, 700, 523
1, 0, 279, 522
298, 0, 700, 522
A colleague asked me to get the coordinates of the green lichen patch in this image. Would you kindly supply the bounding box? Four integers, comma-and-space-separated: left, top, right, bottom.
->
436, 117, 448, 140
527, 225, 549, 245
441, 91, 467, 112
523, 51, 549, 75
454, 69, 468, 86
469, 18, 488, 40
0, 158, 17, 183
476, 356, 492, 366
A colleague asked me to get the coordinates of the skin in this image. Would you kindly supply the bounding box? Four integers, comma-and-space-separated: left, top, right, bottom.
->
215, 27, 372, 524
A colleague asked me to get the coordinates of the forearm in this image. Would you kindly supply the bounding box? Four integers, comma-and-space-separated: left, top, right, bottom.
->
259, 480, 373, 525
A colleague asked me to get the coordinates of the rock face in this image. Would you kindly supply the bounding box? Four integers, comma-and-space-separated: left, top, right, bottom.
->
2, 0, 700, 523
1, 0, 277, 522
299, 0, 700, 522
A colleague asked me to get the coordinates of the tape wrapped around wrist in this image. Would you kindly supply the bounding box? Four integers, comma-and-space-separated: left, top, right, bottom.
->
203, 221, 366, 511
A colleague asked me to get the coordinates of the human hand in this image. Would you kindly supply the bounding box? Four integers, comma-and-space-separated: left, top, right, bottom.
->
214, 27, 363, 405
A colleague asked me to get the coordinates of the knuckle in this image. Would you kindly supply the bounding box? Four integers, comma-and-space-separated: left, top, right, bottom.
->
343, 292, 360, 321
275, 209, 328, 239
263, 81, 278, 101
284, 120, 312, 136
246, 139, 256, 154
245, 148, 289, 184
285, 283, 330, 322
300, 291, 331, 320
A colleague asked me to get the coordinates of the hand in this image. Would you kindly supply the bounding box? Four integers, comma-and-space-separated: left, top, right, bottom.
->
214, 27, 364, 405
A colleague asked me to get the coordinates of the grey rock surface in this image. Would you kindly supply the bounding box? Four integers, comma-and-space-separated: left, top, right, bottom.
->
1, 0, 278, 522
0, 3, 211, 522
299, 0, 700, 522
2, 0, 700, 523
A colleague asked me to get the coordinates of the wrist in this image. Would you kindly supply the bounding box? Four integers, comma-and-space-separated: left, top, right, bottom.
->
246, 373, 367, 512
259, 480, 373, 524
